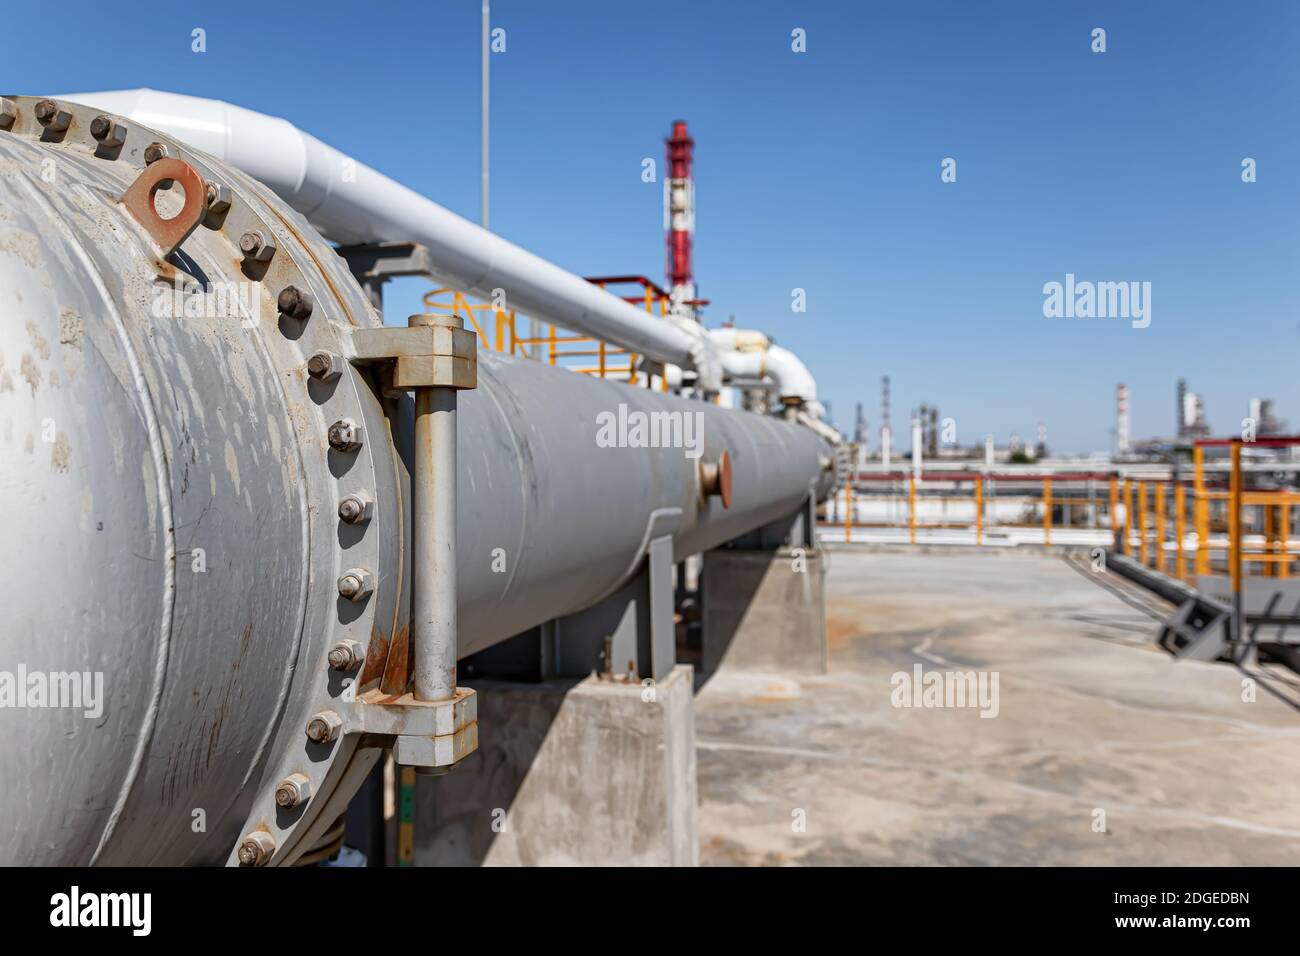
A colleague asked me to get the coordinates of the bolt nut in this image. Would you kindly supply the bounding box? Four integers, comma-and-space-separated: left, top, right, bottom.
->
238, 229, 276, 263
204, 182, 232, 215
143, 141, 174, 165
277, 285, 314, 320
337, 567, 374, 602
89, 115, 127, 148
328, 418, 364, 453
327, 639, 365, 671
307, 350, 342, 382
0, 98, 16, 130
33, 99, 71, 133
237, 830, 276, 867
337, 492, 374, 525
305, 709, 344, 744
274, 772, 312, 808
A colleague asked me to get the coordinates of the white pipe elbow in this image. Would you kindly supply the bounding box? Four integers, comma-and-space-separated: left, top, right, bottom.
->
709, 328, 818, 406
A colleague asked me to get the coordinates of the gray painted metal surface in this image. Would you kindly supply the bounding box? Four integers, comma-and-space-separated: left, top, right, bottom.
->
0, 96, 831, 865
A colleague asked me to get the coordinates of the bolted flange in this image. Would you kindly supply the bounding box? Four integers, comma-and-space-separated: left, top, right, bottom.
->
239, 229, 276, 263
337, 567, 373, 602
143, 141, 175, 165
89, 115, 127, 148
327, 418, 364, 453
307, 350, 342, 381
305, 710, 343, 744
337, 492, 373, 525
204, 182, 232, 214
327, 639, 365, 671
274, 773, 312, 808
237, 830, 276, 867
278, 285, 314, 320
33, 99, 71, 133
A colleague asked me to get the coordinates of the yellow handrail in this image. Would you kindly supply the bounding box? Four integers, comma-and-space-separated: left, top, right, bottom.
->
421, 284, 671, 384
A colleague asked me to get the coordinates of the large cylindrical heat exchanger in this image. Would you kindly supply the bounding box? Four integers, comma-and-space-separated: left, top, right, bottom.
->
0, 96, 831, 866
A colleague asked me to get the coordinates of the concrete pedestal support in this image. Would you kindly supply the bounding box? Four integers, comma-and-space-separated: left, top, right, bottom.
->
413, 665, 698, 866
701, 547, 828, 674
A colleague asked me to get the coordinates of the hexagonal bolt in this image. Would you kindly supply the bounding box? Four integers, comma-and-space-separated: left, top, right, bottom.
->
337, 491, 374, 525
307, 350, 342, 382
89, 115, 127, 148
0, 98, 16, 130
143, 142, 175, 165
237, 830, 276, 867
274, 772, 312, 808
327, 639, 365, 671
327, 418, 364, 453
337, 568, 374, 603
204, 182, 232, 215
277, 285, 314, 320
238, 229, 276, 263
305, 709, 344, 744
33, 100, 71, 133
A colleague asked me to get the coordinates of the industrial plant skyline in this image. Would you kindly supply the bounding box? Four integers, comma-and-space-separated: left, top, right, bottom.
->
841, 375, 1287, 461
4, 0, 1291, 452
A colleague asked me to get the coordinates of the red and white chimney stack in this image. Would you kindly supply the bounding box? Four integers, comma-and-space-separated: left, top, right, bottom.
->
665, 120, 696, 317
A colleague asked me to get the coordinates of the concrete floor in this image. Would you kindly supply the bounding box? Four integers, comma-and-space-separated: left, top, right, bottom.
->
695, 547, 1300, 865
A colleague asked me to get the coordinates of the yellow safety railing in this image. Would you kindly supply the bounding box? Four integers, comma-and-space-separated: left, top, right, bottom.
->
421, 278, 673, 390
1115, 441, 1297, 585
825, 473, 1121, 545
822, 448, 1298, 608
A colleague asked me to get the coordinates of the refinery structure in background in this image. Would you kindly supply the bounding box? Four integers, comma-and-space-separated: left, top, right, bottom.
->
826, 366, 1300, 614
832, 376, 1290, 467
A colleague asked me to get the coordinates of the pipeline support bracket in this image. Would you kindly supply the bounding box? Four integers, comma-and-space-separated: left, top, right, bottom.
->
349, 314, 480, 768
349, 322, 478, 390
356, 687, 479, 769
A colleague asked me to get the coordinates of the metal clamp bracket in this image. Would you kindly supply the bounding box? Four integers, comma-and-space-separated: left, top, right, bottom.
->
351, 313, 480, 770
357, 687, 479, 769
349, 315, 478, 389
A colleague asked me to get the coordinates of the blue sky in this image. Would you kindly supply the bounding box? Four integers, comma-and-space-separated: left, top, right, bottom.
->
6, 0, 1298, 452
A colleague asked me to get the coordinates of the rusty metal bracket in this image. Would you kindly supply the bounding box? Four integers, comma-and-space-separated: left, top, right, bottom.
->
119, 157, 207, 258
349, 315, 478, 390
356, 687, 479, 770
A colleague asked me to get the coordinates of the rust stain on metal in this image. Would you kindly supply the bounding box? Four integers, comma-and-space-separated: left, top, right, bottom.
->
358, 622, 392, 690
379, 623, 412, 697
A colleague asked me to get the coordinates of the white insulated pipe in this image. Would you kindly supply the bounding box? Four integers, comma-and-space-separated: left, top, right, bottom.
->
708, 327, 819, 406
58, 89, 701, 372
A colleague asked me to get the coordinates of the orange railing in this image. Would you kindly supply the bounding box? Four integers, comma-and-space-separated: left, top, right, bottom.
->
823, 472, 1121, 546
1115, 442, 1300, 583
822, 444, 1300, 596
421, 276, 673, 390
